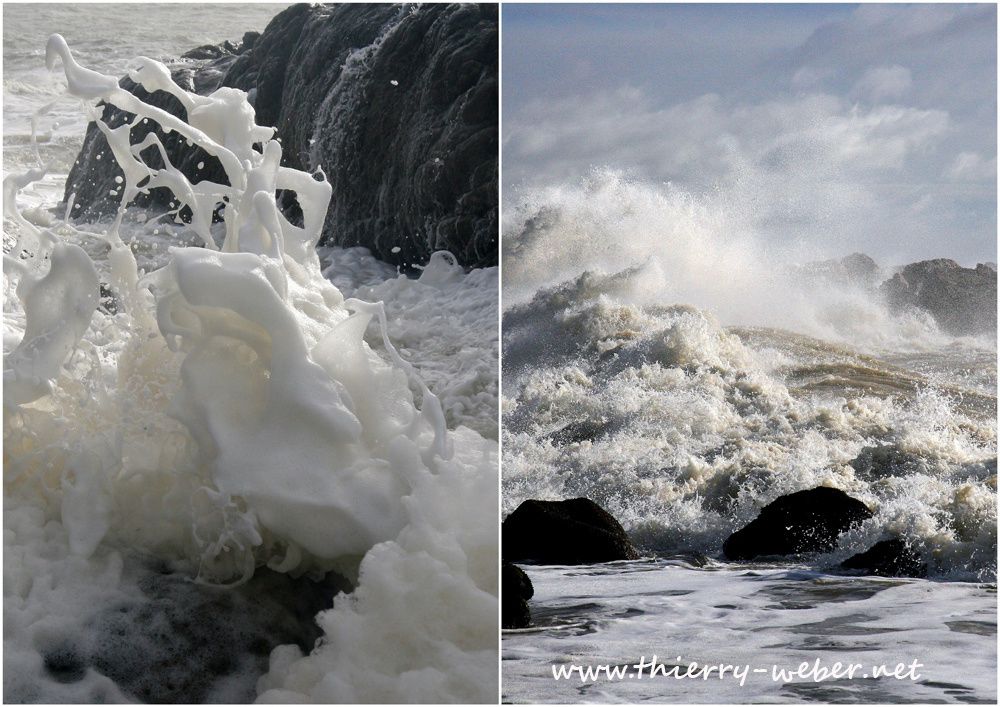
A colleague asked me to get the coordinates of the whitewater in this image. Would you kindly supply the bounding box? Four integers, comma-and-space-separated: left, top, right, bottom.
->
501, 171, 996, 703
4, 9, 497, 704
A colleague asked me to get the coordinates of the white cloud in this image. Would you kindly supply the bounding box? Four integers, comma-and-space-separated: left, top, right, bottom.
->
946, 151, 997, 182
852, 65, 913, 102
508, 88, 949, 187
791, 66, 834, 90
503, 3, 997, 263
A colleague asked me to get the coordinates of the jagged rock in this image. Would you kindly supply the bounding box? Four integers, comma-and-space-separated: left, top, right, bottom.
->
502, 562, 533, 629
841, 538, 927, 578
64, 3, 498, 269
880, 259, 997, 336
503, 498, 640, 564
797, 252, 880, 289
723, 487, 873, 561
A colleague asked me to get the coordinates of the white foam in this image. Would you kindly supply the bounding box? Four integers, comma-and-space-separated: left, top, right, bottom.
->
4, 35, 497, 702
502, 263, 996, 581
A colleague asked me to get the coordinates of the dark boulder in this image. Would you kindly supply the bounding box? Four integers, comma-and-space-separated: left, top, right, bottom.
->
30, 566, 348, 703
723, 487, 873, 561
841, 538, 927, 578
502, 562, 534, 629
879, 259, 996, 336
503, 498, 640, 564
63, 3, 498, 269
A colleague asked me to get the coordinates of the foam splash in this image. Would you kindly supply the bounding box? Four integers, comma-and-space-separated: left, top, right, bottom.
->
503, 170, 991, 354
502, 265, 996, 581
4, 35, 496, 702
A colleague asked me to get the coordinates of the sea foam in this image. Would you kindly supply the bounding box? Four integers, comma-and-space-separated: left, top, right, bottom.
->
4, 35, 497, 702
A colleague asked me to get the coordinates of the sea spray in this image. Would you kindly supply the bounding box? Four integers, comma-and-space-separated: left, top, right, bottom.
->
4, 35, 497, 702
503, 170, 992, 353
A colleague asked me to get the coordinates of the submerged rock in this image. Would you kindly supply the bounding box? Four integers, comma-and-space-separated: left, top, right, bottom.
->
545, 419, 607, 446
841, 538, 928, 578
64, 3, 498, 268
36, 566, 348, 703
723, 487, 873, 561
503, 498, 640, 564
502, 562, 534, 629
849, 444, 931, 481
880, 259, 997, 336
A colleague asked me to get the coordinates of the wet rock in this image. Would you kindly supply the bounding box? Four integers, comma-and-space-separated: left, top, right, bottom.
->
503, 498, 640, 564
850, 444, 930, 480
545, 419, 606, 446
841, 538, 927, 578
723, 487, 873, 561
64, 3, 498, 269
63, 566, 348, 703
672, 550, 711, 568
502, 562, 533, 629
880, 259, 997, 336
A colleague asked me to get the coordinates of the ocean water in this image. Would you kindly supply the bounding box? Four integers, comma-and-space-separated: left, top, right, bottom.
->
4, 7, 498, 704
501, 171, 996, 702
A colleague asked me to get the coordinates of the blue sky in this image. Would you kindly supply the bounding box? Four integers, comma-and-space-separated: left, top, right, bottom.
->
503, 4, 997, 264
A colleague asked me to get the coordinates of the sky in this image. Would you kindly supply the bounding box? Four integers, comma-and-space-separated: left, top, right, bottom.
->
503, 3, 997, 265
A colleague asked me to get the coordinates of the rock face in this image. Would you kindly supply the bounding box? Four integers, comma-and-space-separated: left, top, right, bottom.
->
880, 259, 997, 336
797, 252, 880, 290
502, 562, 534, 629
64, 3, 498, 269
503, 498, 640, 564
841, 538, 927, 578
722, 487, 873, 561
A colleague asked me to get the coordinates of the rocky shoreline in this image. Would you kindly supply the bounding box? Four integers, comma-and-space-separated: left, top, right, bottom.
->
63, 3, 498, 269
502, 489, 933, 629
795, 252, 997, 337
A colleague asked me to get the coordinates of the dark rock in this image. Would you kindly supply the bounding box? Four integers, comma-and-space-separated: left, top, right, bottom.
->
64, 44, 247, 225
77, 566, 348, 703
41, 642, 87, 684
723, 487, 873, 561
546, 419, 606, 446
503, 498, 640, 564
64, 3, 498, 269
841, 538, 927, 578
879, 258, 997, 336
502, 562, 533, 629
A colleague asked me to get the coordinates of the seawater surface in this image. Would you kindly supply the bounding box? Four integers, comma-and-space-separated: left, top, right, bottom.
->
503, 560, 996, 703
